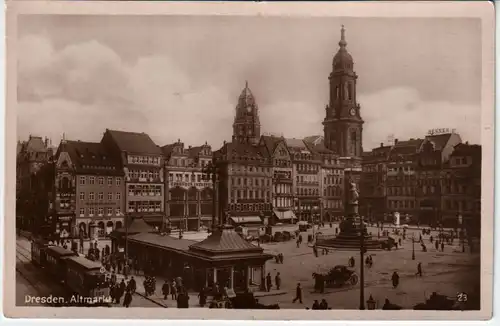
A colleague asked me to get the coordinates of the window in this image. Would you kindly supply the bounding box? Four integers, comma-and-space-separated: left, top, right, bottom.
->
107, 207, 113, 216
79, 208, 85, 215
108, 177, 113, 186
89, 192, 95, 200
89, 207, 95, 215
98, 177, 104, 185
98, 192, 104, 200
89, 176, 95, 185
116, 192, 121, 200
108, 193, 113, 200
169, 173, 174, 182
98, 207, 104, 216
116, 207, 121, 216
79, 176, 86, 185
79, 192, 85, 200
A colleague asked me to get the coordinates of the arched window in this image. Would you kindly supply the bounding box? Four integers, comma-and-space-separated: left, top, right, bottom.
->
201, 188, 213, 201
59, 177, 70, 191
170, 187, 186, 201
188, 187, 198, 201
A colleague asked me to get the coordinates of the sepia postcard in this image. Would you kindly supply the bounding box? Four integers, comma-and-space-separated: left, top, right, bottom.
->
4, 1, 495, 321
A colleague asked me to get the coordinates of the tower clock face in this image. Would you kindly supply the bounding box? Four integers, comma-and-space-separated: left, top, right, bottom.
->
350, 108, 356, 116
246, 106, 252, 113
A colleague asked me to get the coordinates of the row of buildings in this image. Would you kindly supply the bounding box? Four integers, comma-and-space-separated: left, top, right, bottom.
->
360, 131, 481, 230
16, 26, 481, 238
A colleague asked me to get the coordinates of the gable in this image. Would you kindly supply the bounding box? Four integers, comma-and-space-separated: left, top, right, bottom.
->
56, 151, 73, 170
273, 142, 291, 160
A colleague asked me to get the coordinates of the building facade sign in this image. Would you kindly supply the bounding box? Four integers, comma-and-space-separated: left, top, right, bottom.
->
427, 128, 456, 136
171, 181, 212, 189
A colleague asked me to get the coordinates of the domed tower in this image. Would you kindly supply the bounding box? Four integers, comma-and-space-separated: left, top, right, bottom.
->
232, 81, 261, 145
323, 26, 364, 159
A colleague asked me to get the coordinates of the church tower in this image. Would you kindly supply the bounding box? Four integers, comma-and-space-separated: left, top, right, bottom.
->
323, 26, 364, 160
232, 81, 261, 145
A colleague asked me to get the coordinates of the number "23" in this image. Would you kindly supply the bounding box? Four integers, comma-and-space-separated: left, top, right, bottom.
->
457, 292, 468, 302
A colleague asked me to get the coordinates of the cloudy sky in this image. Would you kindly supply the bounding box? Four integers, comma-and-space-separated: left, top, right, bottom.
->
17, 15, 481, 150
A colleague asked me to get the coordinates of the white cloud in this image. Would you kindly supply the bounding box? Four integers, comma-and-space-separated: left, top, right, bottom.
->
17, 34, 481, 152
358, 87, 481, 149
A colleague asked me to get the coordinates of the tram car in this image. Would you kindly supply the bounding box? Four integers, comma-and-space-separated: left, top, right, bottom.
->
31, 237, 50, 266
65, 256, 110, 306
43, 246, 78, 284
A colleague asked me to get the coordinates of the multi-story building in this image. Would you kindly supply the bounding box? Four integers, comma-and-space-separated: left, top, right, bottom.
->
415, 132, 462, 226
162, 140, 214, 231
359, 143, 391, 222
214, 82, 273, 225
285, 138, 321, 222
304, 136, 345, 222
440, 142, 481, 231
385, 138, 423, 223
16, 135, 54, 229
260, 135, 295, 225
54, 140, 125, 239
101, 129, 165, 228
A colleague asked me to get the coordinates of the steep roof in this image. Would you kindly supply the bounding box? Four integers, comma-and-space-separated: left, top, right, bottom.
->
105, 129, 162, 155
128, 232, 196, 252
216, 141, 269, 162
189, 225, 263, 255
25, 136, 47, 153
284, 138, 308, 150
111, 218, 155, 236
260, 135, 283, 156
64, 140, 122, 176
424, 133, 455, 151
390, 138, 424, 156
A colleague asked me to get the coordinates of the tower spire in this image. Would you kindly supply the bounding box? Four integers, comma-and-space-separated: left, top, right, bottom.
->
245, 80, 248, 88
339, 25, 347, 48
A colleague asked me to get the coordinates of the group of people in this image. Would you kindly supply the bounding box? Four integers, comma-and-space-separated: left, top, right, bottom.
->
106, 275, 136, 308
263, 272, 281, 291
310, 299, 330, 310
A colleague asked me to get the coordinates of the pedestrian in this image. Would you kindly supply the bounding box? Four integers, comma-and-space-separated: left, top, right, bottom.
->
296, 238, 300, 248
441, 242, 445, 252
275, 272, 281, 291
266, 272, 272, 292
319, 299, 329, 310
171, 280, 178, 300
292, 283, 303, 304
416, 262, 422, 277
162, 280, 170, 300
349, 256, 355, 268
313, 245, 318, 257
280, 253, 284, 264
117, 279, 126, 303
123, 290, 132, 308
198, 287, 207, 307
398, 238, 402, 246
129, 276, 136, 293
312, 300, 320, 310
391, 271, 400, 289
430, 235, 434, 243
111, 271, 117, 286
435, 240, 439, 251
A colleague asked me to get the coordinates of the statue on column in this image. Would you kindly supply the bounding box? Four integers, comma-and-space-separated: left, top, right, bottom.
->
348, 182, 359, 216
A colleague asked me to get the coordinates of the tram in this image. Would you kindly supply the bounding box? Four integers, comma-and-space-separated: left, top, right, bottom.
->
65, 256, 110, 306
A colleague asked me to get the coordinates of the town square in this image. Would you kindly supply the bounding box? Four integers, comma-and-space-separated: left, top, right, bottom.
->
13, 12, 484, 312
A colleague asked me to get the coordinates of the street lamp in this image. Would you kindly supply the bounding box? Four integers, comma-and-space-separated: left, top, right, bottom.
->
359, 217, 365, 310
458, 214, 465, 253
412, 233, 415, 260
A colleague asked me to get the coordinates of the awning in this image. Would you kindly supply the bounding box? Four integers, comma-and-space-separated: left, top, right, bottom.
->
273, 210, 298, 221
230, 216, 262, 224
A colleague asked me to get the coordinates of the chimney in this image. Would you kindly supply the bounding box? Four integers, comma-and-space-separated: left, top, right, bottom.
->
394, 139, 399, 144
44, 137, 49, 148
380, 142, 383, 147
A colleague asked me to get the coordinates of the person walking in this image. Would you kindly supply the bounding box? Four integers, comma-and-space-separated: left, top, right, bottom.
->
441, 242, 445, 252
198, 287, 207, 307
171, 280, 178, 300
266, 272, 272, 292
292, 283, 303, 304
123, 290, 132, 308
162, 280, 170, 300
391, 271, 400, 289
416, 262, 423, 277
275, 272, 281, 291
